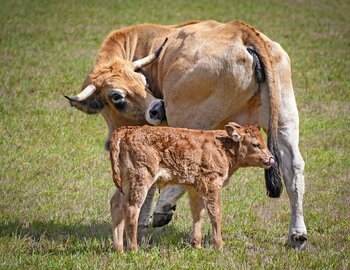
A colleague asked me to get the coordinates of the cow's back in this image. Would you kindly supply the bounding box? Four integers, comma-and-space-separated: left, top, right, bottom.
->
154, 20, 272, 130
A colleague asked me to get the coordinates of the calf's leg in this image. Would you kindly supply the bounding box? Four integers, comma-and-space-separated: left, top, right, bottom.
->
124, 179, 151, 251
205, 189, 222, 250
124, 204, 141, 251
187, 189, 206, 248
110, 189, 125, 252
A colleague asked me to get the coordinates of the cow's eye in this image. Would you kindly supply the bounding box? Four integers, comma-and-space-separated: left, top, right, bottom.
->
252, 143, 260, 148
110, 92, 125, 102
108, 90, 127, 111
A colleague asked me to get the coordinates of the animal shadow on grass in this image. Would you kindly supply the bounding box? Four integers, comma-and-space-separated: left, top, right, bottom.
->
0, 220, 113, 253
0, 220, 190, 252
138, 224, 191, 251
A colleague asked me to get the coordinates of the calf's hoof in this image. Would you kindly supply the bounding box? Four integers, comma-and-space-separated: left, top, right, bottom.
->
213, 240, 223, 251
152, 212, 173, 228
287, 233, 308, 250
115, 244, 124, 253
191, 240, 202, 249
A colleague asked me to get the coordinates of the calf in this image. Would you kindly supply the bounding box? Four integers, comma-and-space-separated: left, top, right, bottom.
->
109, 122, 274, 251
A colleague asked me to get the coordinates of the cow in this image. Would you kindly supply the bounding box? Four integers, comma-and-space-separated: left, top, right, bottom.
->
109, 123, 275, 251
65, 20, 307, 249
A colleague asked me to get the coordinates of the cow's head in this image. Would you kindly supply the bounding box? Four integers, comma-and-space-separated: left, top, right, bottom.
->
65, 39, 168, 149
225, 122, 275, 169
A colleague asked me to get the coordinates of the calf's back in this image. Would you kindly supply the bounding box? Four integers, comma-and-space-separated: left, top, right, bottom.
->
110, 125, 232, 192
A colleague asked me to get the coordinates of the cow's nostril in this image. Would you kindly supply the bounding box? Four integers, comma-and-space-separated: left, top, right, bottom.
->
148, 100, 165, 122
150, 109, 158, 117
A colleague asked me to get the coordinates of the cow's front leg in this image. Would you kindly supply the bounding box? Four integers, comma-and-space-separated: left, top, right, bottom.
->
279, 126, 307, 249
152, 185, 186, 227
138, 184, 157, 228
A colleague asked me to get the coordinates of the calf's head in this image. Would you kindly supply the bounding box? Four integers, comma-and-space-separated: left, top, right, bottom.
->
225, 122, 275, 169
65, 39, 168, 149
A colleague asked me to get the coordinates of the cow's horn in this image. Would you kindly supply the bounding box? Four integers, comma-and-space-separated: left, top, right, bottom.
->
133, 37, 168, 71
64, 84, 97, 102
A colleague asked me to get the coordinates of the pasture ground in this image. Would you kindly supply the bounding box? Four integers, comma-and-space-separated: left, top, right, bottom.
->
0, 0, 349, 269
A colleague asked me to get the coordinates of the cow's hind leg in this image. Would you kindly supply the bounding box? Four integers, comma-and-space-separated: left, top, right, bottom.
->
187, 189, 206, 248
152, 185, 186, 227
275, 84, 307, 249
110, 189, 125, 252
278, 123, 307, 249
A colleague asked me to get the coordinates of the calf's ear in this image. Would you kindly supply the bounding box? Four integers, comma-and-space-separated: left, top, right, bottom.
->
225, 123, 242, 143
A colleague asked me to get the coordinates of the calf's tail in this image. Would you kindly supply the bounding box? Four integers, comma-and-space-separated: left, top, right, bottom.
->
237, 20, 283, 198
109, 134, 124, 194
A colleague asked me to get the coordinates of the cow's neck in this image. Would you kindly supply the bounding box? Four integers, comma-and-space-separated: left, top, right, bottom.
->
96, 28, 169, 99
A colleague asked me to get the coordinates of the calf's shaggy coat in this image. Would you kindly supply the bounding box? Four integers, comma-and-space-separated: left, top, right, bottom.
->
109, 123, 274, 251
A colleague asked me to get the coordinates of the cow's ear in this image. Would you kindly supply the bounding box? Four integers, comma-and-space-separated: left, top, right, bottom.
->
64, 84, 104, 114
225, 123, 242, 143
139, 73, 147, 86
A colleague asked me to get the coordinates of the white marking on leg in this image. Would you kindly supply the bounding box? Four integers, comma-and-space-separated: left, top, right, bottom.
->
154, 185, 186, 213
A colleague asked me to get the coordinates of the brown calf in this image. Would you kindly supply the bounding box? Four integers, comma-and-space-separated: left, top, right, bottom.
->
109, 122, 274, 251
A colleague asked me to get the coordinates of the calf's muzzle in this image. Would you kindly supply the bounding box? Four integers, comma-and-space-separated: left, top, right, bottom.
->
263, 156, 275, 168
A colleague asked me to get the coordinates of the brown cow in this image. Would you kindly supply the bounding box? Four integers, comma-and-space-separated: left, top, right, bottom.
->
109, 123, 275, 251
65, 20, 307, 249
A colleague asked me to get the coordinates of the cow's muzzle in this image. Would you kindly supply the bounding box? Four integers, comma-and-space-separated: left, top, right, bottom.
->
152, 212, 173, 228
146, 99, 165, 125
152, 204, 176, 228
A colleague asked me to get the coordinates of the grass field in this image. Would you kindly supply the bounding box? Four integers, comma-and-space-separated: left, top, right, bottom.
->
1, 0, 349, 269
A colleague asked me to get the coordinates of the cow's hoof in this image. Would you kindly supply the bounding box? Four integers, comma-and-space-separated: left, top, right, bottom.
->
287, 233, 308, 250
152, 212, 173, 228
138, 224, 149, 230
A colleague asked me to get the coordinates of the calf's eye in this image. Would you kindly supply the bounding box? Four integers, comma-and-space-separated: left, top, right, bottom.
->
252, 143, 260, 148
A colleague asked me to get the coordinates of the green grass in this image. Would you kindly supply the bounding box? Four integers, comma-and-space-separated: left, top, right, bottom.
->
1, 0, 349, 269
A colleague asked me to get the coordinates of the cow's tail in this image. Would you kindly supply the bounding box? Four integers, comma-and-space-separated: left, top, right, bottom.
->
238, 21, 283, 198
109, 131, 124, 194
